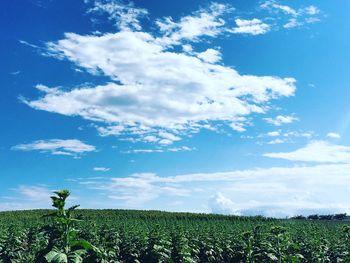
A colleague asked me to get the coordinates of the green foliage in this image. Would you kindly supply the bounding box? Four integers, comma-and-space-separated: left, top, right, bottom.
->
0, 190, 350, 262
41, 190, 101, 263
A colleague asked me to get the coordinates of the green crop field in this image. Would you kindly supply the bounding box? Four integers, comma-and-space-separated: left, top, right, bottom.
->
0, 190, 349, 262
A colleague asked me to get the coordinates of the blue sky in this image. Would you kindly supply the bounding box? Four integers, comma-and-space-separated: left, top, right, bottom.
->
1, 0, 350, 217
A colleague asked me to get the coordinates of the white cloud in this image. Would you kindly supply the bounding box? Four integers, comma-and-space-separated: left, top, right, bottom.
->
97, 125, 125, 136
85, 0, 148, 30
168, 146, 193, 152
142, 135, 159, 143
267, 130, 280, 137
0, 186, 52, 210
258, 130, 313, 145
261, 1, 298, 16
12, 139, 96, 157
267, 138, 284, 144
19, 39, 42, 49
230, 18, 270, 35
282, 131, 312, 138
11, 70, 21, 75
155, 3, 232, 45
261, 1, 322, 29
23, 18, 296, 143
305, 6, 320, 16
0, 201, 35, 211
264, 115, 298, 126
305, 17, 321, 25
209, 195, 348, 218
93, 167, 110, 172
74, 163, 350, 217
87, 172, 191, 206
124, 149, 164, 153
229, 121, 247, 132
14, 185, 52, 201
327, 132, 341, 139
182, 44, 193, 53
158, 131, 181, 144
264, 140, 350, 163
283, 18, 301, 29
209, 193, 240, 215
197, 48, 222, 63
0, 185, 78, 211
122, 146, 194, 154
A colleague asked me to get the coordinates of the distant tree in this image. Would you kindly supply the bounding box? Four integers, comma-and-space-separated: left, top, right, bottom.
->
333, 213, 347, 220
307, 214, 319, 220
319, 215, 333, 220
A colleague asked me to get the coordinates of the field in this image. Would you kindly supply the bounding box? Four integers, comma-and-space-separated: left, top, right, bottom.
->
0, 191, 350, 262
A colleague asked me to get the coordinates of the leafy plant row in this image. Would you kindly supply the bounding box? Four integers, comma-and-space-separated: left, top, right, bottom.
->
0, 190, 350, 262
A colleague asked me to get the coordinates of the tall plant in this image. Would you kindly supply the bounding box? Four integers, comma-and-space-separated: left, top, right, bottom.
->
44, 190, 101, 263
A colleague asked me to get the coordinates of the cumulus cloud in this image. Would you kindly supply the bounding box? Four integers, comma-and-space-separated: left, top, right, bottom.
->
12, 139, 96, 157
264, 140, 350, 163
196, 48, 222, 63
20, 1, 305, 145
23, 27, 295, 142
264, 115, 298, 126
209, 193, 240, 215
230, 18, 270, 35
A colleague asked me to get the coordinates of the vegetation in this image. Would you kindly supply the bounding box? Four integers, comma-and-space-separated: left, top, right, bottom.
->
0, 190, 350, 262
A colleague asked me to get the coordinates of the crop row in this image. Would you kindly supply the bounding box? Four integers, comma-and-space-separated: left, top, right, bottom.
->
0, 191, 349, 262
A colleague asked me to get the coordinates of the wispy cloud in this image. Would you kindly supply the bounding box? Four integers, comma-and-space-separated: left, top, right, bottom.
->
1, 185, 77, 211
258, 130, 313, 144
267, 138, 285, 145
10, 70, 21, 75
85, 0, 148, 30
327, 132, 341, 139
122, 146, 194, 154
264, 115, 298, 126
12, 139, 96, 157
19, 40, 41, 49
93, 167, 111, 172
267, 131, 280, 137
261, 0, 322, 29
264, 140, 350, 163
155, 2, 233, 45
230, 18, 270, 35
14, 185, 52, 201
74, 163, 350, 217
